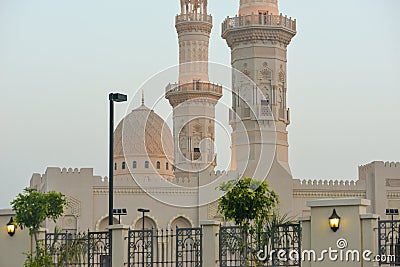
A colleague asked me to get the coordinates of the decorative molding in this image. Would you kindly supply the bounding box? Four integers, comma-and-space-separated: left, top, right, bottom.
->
92, 187, 199, 196
65, 195, 81, 217
223, 27, 296, 49
386, 179, 400, 187
387, 191, 400, 199
176, 21, 212, 35
207, 201, 219, 220
293, 190, 366, 198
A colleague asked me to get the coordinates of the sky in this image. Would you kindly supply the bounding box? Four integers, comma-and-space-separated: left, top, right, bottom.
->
0, 0, 399, 209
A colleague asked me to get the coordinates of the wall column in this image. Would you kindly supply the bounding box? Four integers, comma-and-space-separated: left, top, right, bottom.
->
361, 214, 379, 267
298, 216, 311, 267
200, 220, 219, 267
109, 224, 129, 267
305, 198, 378, 267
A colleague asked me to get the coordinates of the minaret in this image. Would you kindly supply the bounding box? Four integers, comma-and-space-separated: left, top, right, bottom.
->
166, 0, 222, 181
222, 0, 296, 210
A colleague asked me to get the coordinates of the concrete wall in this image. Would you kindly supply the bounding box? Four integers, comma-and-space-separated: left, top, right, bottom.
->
302, 198, 378, 267
0, 210, 31, 267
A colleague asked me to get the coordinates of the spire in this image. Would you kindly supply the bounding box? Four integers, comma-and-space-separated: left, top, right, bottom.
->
141, 90, 145, 106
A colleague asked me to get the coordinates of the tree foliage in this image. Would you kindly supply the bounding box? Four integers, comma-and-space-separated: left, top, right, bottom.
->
218, 177, 279, 230
11, 187, 66, 263
11, 188, 66, 234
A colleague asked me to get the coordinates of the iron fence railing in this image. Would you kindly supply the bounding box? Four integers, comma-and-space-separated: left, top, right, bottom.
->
219, 223, 301, 267
44, 230, 109, 267
127, 227, 202, 267
378, 219, 400, 266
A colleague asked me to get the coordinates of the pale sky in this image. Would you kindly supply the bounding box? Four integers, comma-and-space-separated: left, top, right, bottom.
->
0, 0, 399, 208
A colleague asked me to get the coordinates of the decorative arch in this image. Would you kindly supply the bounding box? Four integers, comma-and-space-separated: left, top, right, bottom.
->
132, 214, 159, 230
259, 66, 273, 81
95, 214, 120, 231
167, 214, 194, 230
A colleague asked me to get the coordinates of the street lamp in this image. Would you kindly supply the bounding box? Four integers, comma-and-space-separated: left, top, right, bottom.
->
6, 217, 17, 237
108, 92, 127, 267
138, 208, 150, 267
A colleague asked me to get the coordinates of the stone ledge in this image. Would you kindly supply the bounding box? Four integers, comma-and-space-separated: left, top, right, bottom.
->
360, 214, 379, 220
108, 224, 130, 230
307, 198, 370, 208
200, 220, 220, 226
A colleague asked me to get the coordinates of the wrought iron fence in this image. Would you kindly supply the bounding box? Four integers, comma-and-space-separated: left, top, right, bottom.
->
127, 227, 202, 267
219, 224, 301, 267
88, 231, 110, 267
378, 219, 400, 266
44, 230, 109, 267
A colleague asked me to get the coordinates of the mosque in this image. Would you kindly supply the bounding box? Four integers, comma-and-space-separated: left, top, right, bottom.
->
29, 0, 400, 232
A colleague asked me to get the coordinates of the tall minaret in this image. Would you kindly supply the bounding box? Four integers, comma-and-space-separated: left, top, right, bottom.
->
166, 0, 222, 181
222, 0, 296, 210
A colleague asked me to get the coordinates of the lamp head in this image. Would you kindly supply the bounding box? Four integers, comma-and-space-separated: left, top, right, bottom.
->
329, 209, 341, 232
138, 208, 150, 213
109, 93, 127, 102
6, 217, 17, 237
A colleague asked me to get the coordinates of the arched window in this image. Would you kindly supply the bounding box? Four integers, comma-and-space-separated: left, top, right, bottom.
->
145, 161, 149, 169
156, 161, 160, 169
166, 162, 169, 170
132, 161, 137, 169
122, 162, 126, 170
114, 163, 117, 170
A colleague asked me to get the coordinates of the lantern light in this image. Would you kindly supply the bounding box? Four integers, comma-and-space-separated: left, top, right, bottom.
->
6, 217, 17, 237
329, 209, 341, 232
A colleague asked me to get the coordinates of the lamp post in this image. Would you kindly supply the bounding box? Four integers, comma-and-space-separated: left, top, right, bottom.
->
138, 208, 150, 267
109, 93, 127, 267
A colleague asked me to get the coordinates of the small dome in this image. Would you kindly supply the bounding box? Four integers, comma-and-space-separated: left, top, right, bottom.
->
114, 103, 174, 173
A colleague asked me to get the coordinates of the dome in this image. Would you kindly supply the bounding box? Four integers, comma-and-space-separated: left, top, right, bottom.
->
113, 103, 174, 178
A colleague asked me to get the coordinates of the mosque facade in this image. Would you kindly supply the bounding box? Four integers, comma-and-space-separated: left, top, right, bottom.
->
30, 0, 400, 232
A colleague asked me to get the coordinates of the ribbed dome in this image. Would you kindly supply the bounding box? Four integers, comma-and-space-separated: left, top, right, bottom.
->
114, 104, 174, 160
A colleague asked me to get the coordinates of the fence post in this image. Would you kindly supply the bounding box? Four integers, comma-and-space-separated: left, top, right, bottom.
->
109, 224, 129, 267
361, 214, 379, 267
37, 228, 47, 241
200, 220, 219, 267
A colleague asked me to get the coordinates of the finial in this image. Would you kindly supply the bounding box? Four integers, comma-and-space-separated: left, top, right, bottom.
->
141, 90, 145, 105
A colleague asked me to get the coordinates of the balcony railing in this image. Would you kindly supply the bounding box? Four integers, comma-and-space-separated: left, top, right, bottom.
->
222, 13, 296, 33
176, 13, 212, 24
166, 81, 222, 95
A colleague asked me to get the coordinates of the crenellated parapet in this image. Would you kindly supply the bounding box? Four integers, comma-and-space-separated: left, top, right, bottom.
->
294, 178, 364, 187
30, 167, 105, 192
359, 161, 400, 181
292, 178, 367, 199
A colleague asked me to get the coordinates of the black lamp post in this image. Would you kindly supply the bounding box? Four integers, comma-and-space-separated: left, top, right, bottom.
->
138, 208, 150, 267
108, 93, 127, 267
